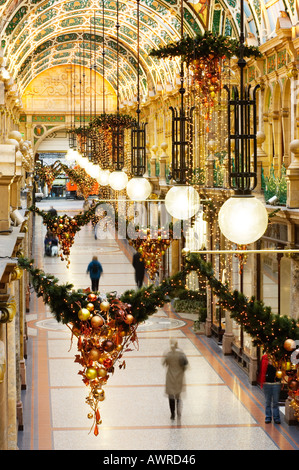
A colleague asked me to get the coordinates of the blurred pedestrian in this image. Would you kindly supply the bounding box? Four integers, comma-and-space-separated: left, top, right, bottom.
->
48, 206, 57, 216
162, 339, 188, 420
258, 352, 281, 424
83, 199, 91, 212
86, 255, 103, 292
132, 251, 145, 289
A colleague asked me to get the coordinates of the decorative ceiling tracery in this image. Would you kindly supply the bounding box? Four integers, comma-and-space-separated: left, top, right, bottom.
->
0, 0, 298, 102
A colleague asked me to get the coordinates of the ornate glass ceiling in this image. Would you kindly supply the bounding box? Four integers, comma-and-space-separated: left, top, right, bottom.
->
0, 0, 297, 101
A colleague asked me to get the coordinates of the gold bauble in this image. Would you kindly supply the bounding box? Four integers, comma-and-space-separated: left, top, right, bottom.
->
284, 339, 296, 351
89, 348, 100, 362
276, 370, 283, 379
97, 368, 107, 378
78, 308, 91, 321
86, 302, 95, 312
88, 293, 97, 302
100, 301, 110, 312
124, 314, 134, 325
87, 412, 94, 419
91, 315, 104, 329
85, 367, 97, 380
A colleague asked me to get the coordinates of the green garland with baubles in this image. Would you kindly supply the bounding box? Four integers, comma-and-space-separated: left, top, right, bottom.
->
149, 31, 262, 65
18, 252, 298, 359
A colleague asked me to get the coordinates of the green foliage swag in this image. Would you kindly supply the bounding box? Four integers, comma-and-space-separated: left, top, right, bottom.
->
18, 253, 298, 360
149, 31, 262, 65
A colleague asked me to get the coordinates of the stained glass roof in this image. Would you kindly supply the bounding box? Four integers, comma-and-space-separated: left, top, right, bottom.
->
0, 0, 297, 100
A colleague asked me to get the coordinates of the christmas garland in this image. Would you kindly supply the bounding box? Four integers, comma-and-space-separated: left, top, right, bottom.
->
90, 113, 137, 130
149, 31, 262, 65
18, 252, 299, 429
18, 253, 299, 356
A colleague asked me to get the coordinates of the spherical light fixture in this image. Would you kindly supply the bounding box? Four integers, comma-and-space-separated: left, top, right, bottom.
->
97, 169, 110, 186
109, 170, 128, 191
126, 176, 151, 201
218, 195, 268, 245
65, 148, 77, 161
165, 185, 200, 220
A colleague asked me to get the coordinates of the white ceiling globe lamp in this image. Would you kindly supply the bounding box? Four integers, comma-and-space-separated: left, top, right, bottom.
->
109, 170, 128, 191
165, 185, 200, 220
164, 0, 199, 221
126, 0, 151, 202
65, 148, 77, 161
218, 0, 268, 246
97, 168, 110, 186
126, 176, 152, 201
218, 195, 268, 245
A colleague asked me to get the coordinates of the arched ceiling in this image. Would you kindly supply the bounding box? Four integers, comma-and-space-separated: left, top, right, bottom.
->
0, 0, 298, 102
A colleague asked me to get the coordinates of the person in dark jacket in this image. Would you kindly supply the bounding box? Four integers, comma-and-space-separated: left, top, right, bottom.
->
132, 251, 145, 289
48, 206, 57, 216
258, 353, 281, 424
86, 256, 103, 292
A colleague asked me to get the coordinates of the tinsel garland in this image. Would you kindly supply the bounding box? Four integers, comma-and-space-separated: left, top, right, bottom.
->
149, 31, 262, 64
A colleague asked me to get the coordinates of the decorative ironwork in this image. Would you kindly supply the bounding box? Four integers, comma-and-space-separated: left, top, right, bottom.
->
112, 0, 126, 171
169, 0, 194, 185
131, 121, 147, 176
130, 0, 147, 177
224, 0, 260, 195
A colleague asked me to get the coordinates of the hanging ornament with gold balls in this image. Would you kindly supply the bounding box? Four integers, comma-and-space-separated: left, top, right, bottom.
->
70, 294, 138, 436
30, 204, 102, 267
35, 160, 62, 192
129, 228, 172, 279
282, 338, 299, 422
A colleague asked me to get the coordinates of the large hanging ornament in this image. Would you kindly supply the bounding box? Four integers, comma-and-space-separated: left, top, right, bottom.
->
129, 228, 172, 279
189, 55, 222, 111
70, 295, 138, 436
35, 160, 62, 192
30, 203, 103, 267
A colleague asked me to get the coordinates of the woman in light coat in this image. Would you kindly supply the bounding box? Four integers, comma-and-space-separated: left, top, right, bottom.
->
162, 339, 188, 420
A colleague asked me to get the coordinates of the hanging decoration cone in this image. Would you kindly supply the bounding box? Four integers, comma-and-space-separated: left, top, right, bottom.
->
63, 165, 99, 200
29, 203, 103, 267
129, 228, 172, 279
35, 160, 62, 192
189, 55, 223, 124
70, 294, 138, 435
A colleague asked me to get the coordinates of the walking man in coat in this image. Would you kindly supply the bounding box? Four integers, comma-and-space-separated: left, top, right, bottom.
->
132, 251, 145, 289
86, 255, 103, 292
162, 338, 188, 420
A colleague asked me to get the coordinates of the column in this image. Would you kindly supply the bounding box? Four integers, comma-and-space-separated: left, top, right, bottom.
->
286, 139, 299, 208
0, 144, 16, 232
10, 150, 23, 210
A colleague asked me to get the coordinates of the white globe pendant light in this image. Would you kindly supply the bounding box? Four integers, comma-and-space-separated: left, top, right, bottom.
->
97, 169, 110, 186
65, 148, 76, 161
165, 185, 200, 220
218, 195, 268, 245
109, 170, 128, 191
126, 176, 152, 201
